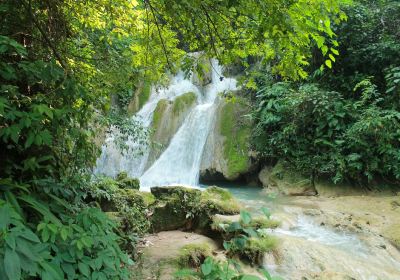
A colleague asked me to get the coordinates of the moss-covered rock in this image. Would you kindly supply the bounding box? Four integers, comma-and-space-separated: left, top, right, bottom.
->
242, 236, 278, 265
200, 98, 255, 182
150, 186, 201, 232
147, 92, 197, 168
200, 186, 241, 215
176, 243, 213, 267
173, 92, 197, 114
115, 171, 140, 189
259, 161, 317, 196
127, 80, 151, 115
219, 100, 252, 179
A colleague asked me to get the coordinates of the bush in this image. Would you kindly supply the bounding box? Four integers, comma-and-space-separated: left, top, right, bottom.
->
253, 81, 400, 186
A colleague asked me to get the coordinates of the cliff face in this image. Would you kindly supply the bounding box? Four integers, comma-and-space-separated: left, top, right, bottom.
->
200, 97, 256, 182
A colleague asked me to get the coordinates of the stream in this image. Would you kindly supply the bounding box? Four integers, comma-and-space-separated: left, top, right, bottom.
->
95, 59, 400, 280
222, 185, 400, 280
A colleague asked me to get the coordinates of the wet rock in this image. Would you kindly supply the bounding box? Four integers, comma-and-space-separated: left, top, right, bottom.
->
147, 92, 197, 168
258, 161, 317, 196
200, 98, 256, 182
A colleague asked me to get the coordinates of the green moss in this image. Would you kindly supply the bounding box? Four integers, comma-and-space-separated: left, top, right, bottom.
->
250, 217, 280, 229
176, 243, 213, 268
242, 236, 277, 264
152, 99, 169, 132
210, 215, 279, 233
173, 92, 197, 114
150, 186, 202, 232
219, 100, 251, 179
138, 80, 151, 109
201, 186, 241, 215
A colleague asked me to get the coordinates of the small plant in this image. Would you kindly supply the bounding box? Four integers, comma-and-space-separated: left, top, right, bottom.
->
177, 243, 213, 268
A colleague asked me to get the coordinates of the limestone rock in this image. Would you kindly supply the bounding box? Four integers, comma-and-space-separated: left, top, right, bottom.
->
132, 231, 219, 280
200, 98, 256, 182
150, 186, 201, 232
146, 92, 197, 168
258, 161, 317, 196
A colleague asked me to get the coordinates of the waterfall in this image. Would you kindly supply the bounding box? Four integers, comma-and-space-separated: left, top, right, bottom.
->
94, 72, 201, 178
95, 59, 237, 190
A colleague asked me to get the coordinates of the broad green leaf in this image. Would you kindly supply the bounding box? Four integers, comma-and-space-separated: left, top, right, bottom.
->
78, 262, 90, 277
4, 247, 21, 280
240, 210, 252, 225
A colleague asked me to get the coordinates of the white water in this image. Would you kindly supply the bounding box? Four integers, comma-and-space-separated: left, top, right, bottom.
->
140, 60, 237, 190
95, 59, 237, 190
226, 186, 400, 280
94, 72, 201, 178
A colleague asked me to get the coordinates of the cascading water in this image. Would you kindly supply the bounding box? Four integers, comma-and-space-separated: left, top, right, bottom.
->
95, 59, 237, 190
140, 60, 237, 190
94, 72, 201, 178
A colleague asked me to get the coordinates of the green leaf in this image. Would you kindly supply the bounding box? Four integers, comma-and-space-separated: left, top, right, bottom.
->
4, 247, 21, 280
325, 59, 332, 69
331, 48, 339, 55
240, 210, 252, 225
41, 228, 50, 242
78, 262, 90, 277
16, 238, 40, 262
5, 235, 16, 250
261, 207, 271, 219
60, 228, 68, 241
41, 262, 63, 280
200, 258, 212, 276
24, 133, 35, 148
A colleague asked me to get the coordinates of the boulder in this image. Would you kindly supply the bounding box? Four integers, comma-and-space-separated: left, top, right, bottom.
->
258, 161, 317, 196
200, 98, 256, 182
150, 186, 201, 232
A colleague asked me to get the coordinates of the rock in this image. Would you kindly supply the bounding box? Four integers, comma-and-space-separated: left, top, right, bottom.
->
115, 171, 140, 189
314, 179, 365, 197
259, 161, 317, 196
269, 235, 400, 279
150, 186, 201, 232
147, 92, 197, 168
127, 80, 151, 115
132, 231, 219, 280
385, 224, 400, 249
200, 186, 241, 215
200, 98, 256, 182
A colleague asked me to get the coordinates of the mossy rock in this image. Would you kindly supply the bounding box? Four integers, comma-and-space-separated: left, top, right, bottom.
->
127, 80, 151, 115
260, 161, 317, 196
211, 214, 280, 233
115, 171, 140, 190
219, 99, 252, 180
242, 236, 278, 265
200, 186, 241, 215
176, 243, 213, 268
150, 186, 202, 232
172, 92, 197, 114
152, 99, 170, 133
